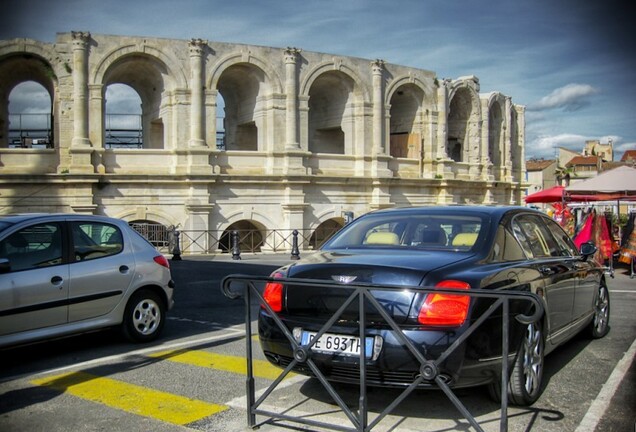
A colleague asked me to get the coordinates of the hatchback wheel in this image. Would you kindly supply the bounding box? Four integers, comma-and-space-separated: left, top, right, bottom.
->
587, 282, 610, 339
122, 289, 165, 342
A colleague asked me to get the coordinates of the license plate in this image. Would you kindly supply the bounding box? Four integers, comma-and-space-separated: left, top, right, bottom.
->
301, 331, 373, 357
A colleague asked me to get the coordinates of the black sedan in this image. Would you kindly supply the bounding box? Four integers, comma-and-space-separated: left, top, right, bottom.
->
258, 206, 610, 406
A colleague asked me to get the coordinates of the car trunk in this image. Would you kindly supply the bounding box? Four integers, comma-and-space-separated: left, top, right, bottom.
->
282, 250, 469, 324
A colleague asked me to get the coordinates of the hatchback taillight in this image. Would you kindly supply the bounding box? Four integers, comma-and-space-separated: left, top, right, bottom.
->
417, 280, 471, 326
262, 272, 285, 312
153, 255, 170, 269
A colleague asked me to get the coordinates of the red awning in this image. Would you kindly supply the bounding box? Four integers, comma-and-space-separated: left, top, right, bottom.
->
525, 185, 628, 204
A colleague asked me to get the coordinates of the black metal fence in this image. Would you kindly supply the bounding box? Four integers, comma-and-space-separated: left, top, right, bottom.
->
221, 275, 544, 432
130, 225, 340, 256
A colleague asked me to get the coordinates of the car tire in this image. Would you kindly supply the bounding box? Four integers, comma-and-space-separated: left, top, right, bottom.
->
488, 321, 544, 406
586, 282, 610, 339
122, 289, 165, 343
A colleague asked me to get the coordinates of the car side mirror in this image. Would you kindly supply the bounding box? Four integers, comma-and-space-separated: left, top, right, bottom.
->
579, 241, 597, 261
0, 258, 10, 274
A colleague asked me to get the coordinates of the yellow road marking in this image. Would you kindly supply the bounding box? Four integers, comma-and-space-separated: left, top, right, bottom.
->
31, 371, 226, 426
150, 350, 292, 380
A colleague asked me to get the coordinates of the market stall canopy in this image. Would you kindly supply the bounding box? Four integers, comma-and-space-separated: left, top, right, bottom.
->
566, 166, 636, 198
525, 185, 566, 203
524, 185, 618, 203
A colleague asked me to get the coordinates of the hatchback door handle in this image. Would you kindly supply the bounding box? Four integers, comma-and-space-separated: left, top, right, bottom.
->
119, 265, 129, 273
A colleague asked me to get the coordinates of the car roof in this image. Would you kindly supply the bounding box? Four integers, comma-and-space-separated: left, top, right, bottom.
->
0, 213, 120, 225
363, 205, 537, 219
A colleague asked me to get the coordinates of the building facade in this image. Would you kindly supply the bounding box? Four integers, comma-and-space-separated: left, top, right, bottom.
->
0, 32, 526, 253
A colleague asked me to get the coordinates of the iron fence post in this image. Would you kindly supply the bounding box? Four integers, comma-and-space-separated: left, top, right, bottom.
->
232, 230, 241, 260
171, 227, 182, 261
291, 229, 300, 260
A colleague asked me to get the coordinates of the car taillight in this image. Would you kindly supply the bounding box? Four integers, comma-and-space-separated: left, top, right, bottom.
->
417, 280, 471, 326
153, 255, 170, 269
262, 272, 285, 312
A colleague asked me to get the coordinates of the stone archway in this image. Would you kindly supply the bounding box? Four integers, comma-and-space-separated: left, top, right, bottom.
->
219, 219, 266, 253
309, 217, 344, 249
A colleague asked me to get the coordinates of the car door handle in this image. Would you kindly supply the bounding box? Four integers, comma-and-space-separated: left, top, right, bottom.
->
119, 265, 129, 273
51, 276, 63, 286
539, 266, 554, 276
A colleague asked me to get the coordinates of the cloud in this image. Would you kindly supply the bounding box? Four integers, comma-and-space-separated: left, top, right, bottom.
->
528, 84, 599, 112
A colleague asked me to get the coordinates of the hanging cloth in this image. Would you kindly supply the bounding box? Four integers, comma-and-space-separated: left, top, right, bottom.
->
553, 202, 575, 237
619, 216, 636, 264
574, 211, 594, 249
592, 212, 613, 262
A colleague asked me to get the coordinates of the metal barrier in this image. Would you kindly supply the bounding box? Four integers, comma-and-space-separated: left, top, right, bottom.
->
178, 228, 339, 254
221, 275, 544, 432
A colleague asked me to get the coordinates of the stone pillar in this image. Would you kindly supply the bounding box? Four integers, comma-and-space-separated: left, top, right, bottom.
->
504, 96, 513, 182
284, 47, 301, 150
436, 79, 450, 160
88, 84, 105, 173
189, 38, 207, 147
371, 59, 385, 156
71, 31, 91, 147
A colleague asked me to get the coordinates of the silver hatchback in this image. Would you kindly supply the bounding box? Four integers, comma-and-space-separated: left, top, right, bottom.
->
0, 214, 175, 348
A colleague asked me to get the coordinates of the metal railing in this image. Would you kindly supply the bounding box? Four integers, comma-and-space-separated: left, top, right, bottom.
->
221, 275, 544, 432
105, 114, 142, 148
8, 113, 53, 148
177, 228, 339, 255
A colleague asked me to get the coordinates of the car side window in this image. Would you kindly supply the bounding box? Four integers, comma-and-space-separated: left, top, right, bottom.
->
71, 222, 123, 261
0, 223, 63, 272
489, 224, 528, 262
542, 217, 578, 257
512, 214, 564, 258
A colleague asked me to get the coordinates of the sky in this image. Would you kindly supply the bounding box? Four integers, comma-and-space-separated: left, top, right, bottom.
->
2, 0, 635, 161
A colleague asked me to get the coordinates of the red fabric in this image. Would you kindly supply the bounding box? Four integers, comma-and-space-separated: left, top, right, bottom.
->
574, 213, 594, 248
592, 214, 613, 260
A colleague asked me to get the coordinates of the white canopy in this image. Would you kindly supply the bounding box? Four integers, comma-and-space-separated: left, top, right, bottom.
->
566, 166, 636, 196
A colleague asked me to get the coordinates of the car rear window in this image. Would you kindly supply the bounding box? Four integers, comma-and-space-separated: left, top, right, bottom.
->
323, 213, 484, 251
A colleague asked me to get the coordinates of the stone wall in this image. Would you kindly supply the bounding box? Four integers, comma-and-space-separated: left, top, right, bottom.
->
0, 32, 527, 251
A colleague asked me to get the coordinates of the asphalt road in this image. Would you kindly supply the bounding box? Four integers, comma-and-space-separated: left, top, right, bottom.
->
0, 254, 634, 432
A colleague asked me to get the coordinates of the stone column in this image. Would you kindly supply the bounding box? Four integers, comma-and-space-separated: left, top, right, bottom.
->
71, 31, 91, 147
189, 38, 207, 147
371, 59, 385, 156
504, 96, 512, 181
284, 47, 301, 150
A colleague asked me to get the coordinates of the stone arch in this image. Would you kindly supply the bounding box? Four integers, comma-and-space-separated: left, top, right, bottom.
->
92, 43, 186, 89
218, 218, 269, 253
112, 209, 177, 227
446, 81, 480, 163
309, 217, 344, 249
95, 46, 183, 150
386, 80, 427, 158
207, 51, 282, 94
208, 52, 282, 152
0, 42, 61, 148
385, 75, 429, 106
300, 60, 369, 100
301, 62, 367, 155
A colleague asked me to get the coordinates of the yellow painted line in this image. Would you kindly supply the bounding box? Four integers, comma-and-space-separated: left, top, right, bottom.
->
150, 350, 293, 381
31, 371, 226, 426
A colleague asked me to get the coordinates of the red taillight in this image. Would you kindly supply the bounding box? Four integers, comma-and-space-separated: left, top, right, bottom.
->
262, 272, 285, 313
153, 255, 170, 269
417, 280, 471, 326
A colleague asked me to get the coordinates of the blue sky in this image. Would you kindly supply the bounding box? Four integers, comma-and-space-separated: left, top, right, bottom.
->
2, 0, 634, 160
